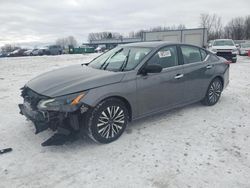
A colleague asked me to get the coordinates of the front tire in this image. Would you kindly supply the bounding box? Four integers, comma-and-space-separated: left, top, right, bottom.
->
86, 98, 129, 144
202, 78, 223, 106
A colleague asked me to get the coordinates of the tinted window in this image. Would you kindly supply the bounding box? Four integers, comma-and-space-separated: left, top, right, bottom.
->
200, 49, 207, 61
147, 46, 178, 69
181, 46, 202, 64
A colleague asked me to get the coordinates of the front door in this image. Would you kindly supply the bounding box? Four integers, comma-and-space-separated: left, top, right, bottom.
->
136, 45, 185, 117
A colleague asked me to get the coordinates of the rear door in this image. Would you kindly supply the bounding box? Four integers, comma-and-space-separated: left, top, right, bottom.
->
136, 45, 185, 117
179, 45, 215, 102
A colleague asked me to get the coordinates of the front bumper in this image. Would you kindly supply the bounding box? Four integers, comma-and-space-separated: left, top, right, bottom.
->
216, 52, 237, 61
19, 87, 91, 134
18, 101, 89, 134
19, 103, 50, 133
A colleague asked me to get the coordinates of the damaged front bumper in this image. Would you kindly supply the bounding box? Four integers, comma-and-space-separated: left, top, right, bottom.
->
19, 102, 50, 133
18, 87, 90, 135
19, 102, 90, 134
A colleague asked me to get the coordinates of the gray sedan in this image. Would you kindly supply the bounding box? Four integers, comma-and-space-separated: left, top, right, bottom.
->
19, 42, 230, 146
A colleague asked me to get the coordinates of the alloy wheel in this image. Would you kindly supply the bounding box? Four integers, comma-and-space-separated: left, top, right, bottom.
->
97, 106, 125, 139
208, 80, 222, 104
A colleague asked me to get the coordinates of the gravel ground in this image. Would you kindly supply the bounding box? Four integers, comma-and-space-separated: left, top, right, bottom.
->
0, 54, 250, 188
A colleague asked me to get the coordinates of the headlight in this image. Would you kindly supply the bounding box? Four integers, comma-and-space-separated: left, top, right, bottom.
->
37, 92, 86, 111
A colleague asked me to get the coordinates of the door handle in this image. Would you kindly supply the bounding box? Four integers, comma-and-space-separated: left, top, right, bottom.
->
206, 65, 213, 69
174, 74, 184, 79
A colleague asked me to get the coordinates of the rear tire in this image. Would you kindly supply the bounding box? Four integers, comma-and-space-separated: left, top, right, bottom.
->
202, 78, 223, 106
85, 98, 129, 144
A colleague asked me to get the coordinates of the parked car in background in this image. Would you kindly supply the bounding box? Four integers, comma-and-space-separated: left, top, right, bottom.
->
31, 48, 49, 56
95, 45, 106, 53
8, 49, 27, 57
239, 43, 250, 56
47, 45, 62, 55
30, 49, 40, 56
19, 42, 230, 146
24, 49, 34, 56
39, 47, 50, 55
208, 39, 238, 63
0, 52, 7, 58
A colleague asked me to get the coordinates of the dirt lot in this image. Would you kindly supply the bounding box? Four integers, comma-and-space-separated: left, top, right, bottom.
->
0, 54, 250, 188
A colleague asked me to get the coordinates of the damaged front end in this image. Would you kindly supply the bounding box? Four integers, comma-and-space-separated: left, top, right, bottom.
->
18, 87, 90, 145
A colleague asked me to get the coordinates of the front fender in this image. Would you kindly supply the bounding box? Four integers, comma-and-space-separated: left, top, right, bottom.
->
80, 79, 137, 118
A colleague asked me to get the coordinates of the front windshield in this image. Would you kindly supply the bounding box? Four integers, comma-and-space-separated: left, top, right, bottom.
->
213, 40, 234, 46
88, 46, 151, 71
241, 43, 250, 48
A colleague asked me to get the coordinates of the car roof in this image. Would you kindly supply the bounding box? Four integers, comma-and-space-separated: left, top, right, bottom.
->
121, 41, 178, 48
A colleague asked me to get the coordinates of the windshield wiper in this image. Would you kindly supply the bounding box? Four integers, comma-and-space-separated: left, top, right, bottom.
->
119, 49, 131, 71
102, 48, 123, 70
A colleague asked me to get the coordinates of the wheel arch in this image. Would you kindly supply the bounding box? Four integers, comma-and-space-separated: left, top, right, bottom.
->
212, 75, 224, 89
203, 75, 224, 99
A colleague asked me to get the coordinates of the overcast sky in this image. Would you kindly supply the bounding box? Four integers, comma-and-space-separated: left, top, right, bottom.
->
0, 0, 249, 47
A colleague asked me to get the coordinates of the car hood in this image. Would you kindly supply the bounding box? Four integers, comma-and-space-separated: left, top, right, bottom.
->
212, 46, 236, 50
26, 64, 125, 97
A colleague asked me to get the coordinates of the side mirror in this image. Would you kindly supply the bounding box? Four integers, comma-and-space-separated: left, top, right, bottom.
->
208, 43, 212, 48
235, 44, 240, 48
141, 64, 163, 75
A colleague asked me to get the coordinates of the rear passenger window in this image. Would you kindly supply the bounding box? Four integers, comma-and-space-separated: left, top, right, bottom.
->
181, 46, 202, 64
200, 49, 207, 61
147, 46, 178, 69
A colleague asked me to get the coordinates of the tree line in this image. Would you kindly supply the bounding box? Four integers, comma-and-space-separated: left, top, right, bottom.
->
199, 13, 250, 40
88, 14, 250, 42
87, 24, 186, 42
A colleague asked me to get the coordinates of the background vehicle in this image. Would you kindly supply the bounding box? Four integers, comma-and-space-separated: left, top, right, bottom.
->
8, 49, 27, 57
208, 39, 238, 63
47, 45, 62, 55
30, 49, 39, 56
95, 45, 106, 52
23, 49, 33, 56
239, 43, 250, 56
0, 52, 7, 58
19, 42, 229, 146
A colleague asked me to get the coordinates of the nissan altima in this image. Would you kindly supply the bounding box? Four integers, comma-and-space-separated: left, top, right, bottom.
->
19, 42, 230, 146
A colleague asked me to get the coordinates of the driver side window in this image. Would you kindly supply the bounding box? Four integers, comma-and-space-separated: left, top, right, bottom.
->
147, 46, 178, 69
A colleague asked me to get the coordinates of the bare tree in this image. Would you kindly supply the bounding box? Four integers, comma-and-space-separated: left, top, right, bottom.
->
200, 13, 223, 40
177, 24, 186, 30
88, 32, 122, 42
245, 15, 250, 39
226, 17, 245, 40
56, 36, 77, 49
1, 44, 19, 53
200, 13, 215, 35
